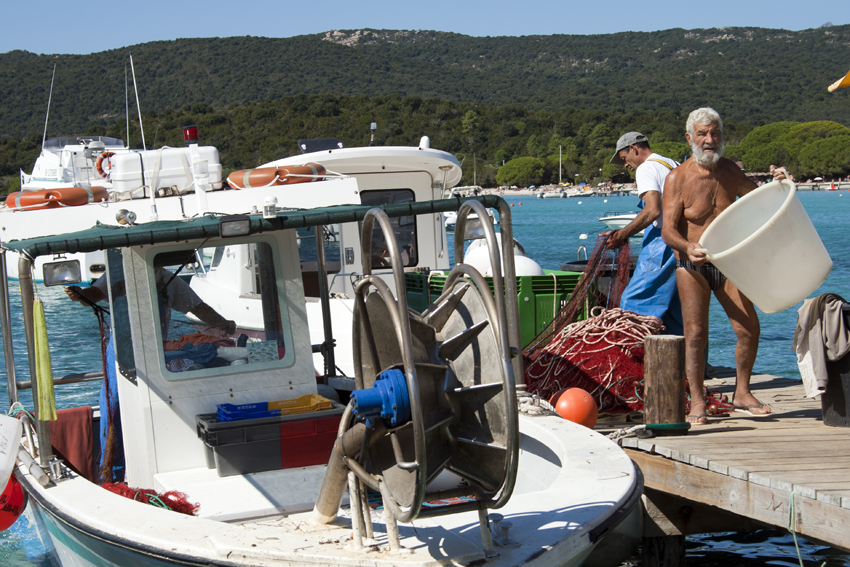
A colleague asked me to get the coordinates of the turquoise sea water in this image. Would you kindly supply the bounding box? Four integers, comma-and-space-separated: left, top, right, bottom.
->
2, 190, 850, 565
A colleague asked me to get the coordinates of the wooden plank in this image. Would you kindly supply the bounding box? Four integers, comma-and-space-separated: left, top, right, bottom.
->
642, 488, 768, 537
626, 449, 850, 551
793, 482, 850, 500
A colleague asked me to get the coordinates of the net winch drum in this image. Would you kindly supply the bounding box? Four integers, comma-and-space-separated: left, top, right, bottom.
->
698, 179, 832, 313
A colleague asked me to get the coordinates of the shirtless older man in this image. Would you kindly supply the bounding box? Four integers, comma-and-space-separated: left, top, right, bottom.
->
662, 107, 785, 424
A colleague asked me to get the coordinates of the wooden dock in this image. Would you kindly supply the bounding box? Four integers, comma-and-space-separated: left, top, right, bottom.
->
609, 372, 850, 554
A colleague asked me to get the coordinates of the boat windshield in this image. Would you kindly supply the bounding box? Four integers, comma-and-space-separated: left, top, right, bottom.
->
152, 242, 292, 378
42, 136, 125, 149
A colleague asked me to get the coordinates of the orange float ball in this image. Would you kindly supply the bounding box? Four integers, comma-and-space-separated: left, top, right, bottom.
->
0, 474, 27, 531
549, 388, 598, 428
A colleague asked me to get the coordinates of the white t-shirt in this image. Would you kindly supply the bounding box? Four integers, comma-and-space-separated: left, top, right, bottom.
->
635, 153, 678, 230
94, 268, 203, 332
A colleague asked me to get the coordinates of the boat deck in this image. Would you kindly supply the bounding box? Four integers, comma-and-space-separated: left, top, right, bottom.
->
611, 373, 850, 551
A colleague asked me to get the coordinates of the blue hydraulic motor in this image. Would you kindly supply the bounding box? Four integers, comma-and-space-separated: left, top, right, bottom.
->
350, 367, 411, 428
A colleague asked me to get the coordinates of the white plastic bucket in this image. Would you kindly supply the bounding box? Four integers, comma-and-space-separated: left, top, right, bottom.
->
698, 179, 831, 313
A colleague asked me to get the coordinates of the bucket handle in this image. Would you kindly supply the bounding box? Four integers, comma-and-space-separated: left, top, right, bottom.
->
694, 248, 715, 261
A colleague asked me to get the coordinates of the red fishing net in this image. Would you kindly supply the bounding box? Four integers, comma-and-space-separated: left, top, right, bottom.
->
102, 483, 199, 516
522, 235, 734, 416
525, 307, 663, 413
523, 236, 658, 414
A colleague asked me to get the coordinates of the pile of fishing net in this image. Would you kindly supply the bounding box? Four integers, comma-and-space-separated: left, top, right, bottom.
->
523, 236, 652, 414
522, 235, 735, 416
525, 307, 663, 413
102, 483, 199, 516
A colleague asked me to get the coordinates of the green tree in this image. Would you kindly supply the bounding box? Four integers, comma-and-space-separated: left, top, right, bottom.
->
496, 157, 545, 187
461, 110, 481, 149
650, 141, 690, 163
742, 142, 793, 173
738, 122, 799, 153
796, 136, 850, 179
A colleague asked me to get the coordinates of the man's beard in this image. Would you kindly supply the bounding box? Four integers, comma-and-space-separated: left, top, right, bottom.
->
692, 140, 725, 166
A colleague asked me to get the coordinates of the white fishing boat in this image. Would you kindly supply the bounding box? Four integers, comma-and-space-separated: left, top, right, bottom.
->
3, 132, 226, 284
598, 211, 643, 236
0, 135, 643, 567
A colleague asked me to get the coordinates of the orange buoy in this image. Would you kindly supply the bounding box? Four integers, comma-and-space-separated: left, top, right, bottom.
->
227, 163, 327, 189
5, 186, 108, 210
95, 151, 116, 178
549, 388, 598, 428
0, 475, 27, 531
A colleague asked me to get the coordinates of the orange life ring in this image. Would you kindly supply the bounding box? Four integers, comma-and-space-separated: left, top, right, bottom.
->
227, 162, 327, 189
5, 186, 109, 210
95, 152, 116, 178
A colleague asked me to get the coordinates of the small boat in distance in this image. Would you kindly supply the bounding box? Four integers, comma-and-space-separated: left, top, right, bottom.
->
598, 211, 643, 236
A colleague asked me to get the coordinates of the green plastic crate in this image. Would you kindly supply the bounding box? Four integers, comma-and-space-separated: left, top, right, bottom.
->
405, 269, 586, 348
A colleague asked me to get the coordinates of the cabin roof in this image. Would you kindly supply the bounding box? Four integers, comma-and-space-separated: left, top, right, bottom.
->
2, 195, 503, 259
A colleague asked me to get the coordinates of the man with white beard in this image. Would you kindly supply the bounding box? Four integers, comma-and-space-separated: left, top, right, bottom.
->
662, 107, 787, 425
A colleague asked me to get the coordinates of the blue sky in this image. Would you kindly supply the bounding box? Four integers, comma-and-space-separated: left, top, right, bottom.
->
5, 0, 848, 55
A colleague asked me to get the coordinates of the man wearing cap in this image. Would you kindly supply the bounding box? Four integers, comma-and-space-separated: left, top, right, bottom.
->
603, 132, 682, 335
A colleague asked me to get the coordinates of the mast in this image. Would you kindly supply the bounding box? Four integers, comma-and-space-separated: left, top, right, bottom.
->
125, 63, 130, 149
41, 65, 56, 149
129, 53, 147, 151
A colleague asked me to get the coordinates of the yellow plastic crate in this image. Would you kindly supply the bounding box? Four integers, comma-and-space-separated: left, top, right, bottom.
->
268, 394, 333, 416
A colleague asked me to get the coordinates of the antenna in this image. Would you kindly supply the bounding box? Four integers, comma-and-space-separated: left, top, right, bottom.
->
41, 65, 56, 149
125, 63, 130, 149
129, 53, 147, 151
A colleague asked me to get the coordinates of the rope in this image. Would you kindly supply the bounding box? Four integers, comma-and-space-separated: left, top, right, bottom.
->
524, 307, 663, 413
786, 492, 824, 567
787, 492, 804, 567
549, 272, 558, 320
606, 425, 646, 441
516, 393, 557, 416
7, 402, 35, 422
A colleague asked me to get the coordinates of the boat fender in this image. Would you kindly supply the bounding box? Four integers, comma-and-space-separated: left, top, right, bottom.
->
227, 163, 327, 189
95, 151, 116, 178
0, 475, 26, 531
0, 415, 22, 489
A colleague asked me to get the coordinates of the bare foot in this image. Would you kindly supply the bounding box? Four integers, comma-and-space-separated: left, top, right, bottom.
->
732, 393, 771, 415
687, 402, 709, 425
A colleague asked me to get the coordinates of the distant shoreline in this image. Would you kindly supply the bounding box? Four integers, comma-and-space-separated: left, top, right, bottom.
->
471, 181, 850, 197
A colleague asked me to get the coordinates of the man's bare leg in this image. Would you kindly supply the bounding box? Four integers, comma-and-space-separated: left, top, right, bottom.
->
715, 280, 770, 415
676, 267, 712, 424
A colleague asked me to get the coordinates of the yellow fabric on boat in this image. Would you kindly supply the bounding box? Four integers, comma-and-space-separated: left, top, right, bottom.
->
828, 69, 850, 92
34, 299, 57, 421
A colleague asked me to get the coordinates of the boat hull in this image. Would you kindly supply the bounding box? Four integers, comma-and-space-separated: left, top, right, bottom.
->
16, 413, 641, 567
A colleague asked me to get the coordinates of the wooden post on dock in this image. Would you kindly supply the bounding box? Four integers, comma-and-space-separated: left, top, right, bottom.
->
641, 335, 687, 567
643, 335, 687, 433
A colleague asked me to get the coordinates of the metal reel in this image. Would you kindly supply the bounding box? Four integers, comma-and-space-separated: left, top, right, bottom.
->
349, 202, 518, 524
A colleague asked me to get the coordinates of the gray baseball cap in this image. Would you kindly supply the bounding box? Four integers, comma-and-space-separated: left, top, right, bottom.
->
610, 132, 649, 165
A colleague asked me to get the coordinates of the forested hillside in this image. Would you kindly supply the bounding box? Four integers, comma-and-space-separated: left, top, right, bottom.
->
2, 26, 850, 190
2, 26, 849, 136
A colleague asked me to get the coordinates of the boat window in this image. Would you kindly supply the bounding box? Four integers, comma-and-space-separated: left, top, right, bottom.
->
105, 249, 136, 382
153, 241, 293, 378
295, 225, 341, 269
360, 189, 418, 269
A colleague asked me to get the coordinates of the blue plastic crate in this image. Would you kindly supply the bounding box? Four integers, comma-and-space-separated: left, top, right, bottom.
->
217, 407, 281, 422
